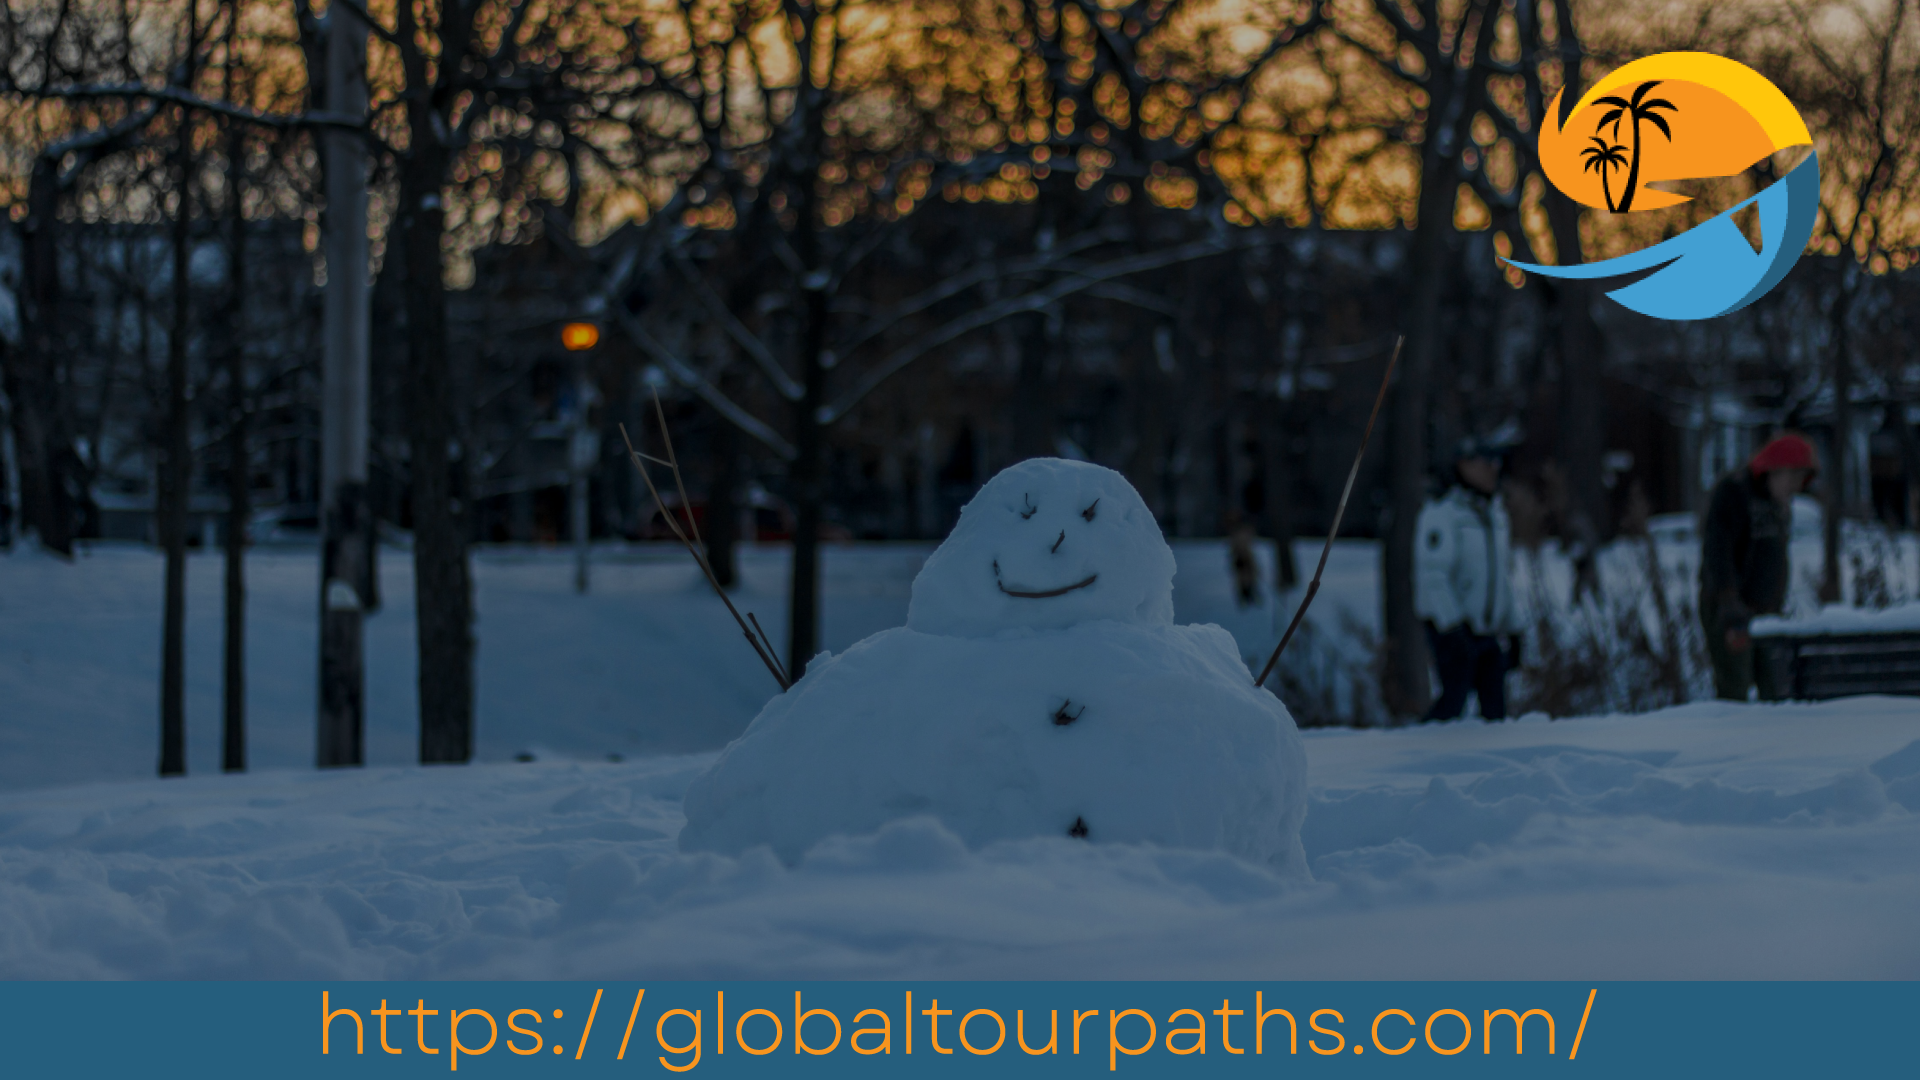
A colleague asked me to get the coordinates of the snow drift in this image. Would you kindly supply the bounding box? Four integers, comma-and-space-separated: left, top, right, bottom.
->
2, 701, 1916, 979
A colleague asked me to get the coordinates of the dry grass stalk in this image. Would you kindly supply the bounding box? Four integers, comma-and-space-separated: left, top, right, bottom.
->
620, 390, 791, 690
1256, 335, 1402, 688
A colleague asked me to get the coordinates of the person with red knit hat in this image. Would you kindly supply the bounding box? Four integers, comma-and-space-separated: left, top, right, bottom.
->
1699, 433, 1818, 700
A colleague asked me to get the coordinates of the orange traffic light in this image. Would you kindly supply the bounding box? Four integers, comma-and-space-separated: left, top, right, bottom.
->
561, 322, 600, 351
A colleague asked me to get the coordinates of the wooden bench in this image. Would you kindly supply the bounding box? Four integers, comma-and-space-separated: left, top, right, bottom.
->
1752, 630, 1920, 700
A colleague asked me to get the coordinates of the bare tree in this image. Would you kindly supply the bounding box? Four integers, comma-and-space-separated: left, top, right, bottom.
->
1307, 0, 1510, 715
1, 0, 215, 774
574, 0, 1315, 679
1764, 0, 1920, 602
5, 0, 359, 774
218, 0, 264, 774
1, 0, 163, 555
333, 0, 646, 761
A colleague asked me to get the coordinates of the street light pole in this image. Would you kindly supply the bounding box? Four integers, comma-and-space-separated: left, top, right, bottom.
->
570, 389, 598, 595
317, 4, 372, 768
561, 322, 601, 595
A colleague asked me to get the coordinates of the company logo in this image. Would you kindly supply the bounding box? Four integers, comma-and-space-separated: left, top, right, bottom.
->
1503, 52, 1819, 321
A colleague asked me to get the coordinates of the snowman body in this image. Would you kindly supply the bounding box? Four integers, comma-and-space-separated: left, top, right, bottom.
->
678, 458, 1309, 872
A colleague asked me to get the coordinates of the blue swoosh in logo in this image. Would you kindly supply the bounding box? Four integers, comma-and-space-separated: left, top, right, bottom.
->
1503, 153, 1820, 321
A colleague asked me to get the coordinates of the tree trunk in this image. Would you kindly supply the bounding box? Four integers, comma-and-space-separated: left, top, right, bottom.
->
369, 207, 409, 541
787, 282, 830, 680
915, 422, 939, 538
223, 119, 249, 774
1129, 355, 1170, 520
1544, 189, 1606, 597
1012, 312, 1055, 461
1382, 137, 1459, 718
1821, 268, 1856, 604
160, 102, 193, 778
708, 380, 741, 587
7, 158, 79, 555
403, 142, 474, 763
1258, 396, 1298, 588
570, 364, 592, 595
0, 384, 14, 547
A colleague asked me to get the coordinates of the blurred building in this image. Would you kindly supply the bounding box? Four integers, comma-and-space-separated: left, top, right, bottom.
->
7, 210, 1918, 555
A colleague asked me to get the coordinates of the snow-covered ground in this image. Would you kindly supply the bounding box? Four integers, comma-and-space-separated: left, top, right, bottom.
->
2, 699, 1914, 979
2, 542, 1917, 978
0, 539, 1368, 788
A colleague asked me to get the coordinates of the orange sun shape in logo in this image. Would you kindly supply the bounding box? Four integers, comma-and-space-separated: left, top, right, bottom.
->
1537, 52, 1811, 215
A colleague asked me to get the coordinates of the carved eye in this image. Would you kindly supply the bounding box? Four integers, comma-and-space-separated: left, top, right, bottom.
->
1020, 494, 1038, 520
1081, 499, 1099, 522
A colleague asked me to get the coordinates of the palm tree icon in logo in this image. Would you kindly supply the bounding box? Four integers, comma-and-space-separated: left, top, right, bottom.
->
1592, 80, 1678, 211
1581, 138, 1630, 211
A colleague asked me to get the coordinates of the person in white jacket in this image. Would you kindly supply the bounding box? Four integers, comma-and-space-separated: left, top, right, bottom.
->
1414, 439, 1524, 721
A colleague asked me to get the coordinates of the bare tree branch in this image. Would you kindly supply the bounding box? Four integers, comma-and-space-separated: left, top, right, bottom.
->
822, 232, 1266, 423
610, 308, 798, 461
668, 250, 803, 401
832, 224, 1129, 356
328, 0, 401, 46
4, 81, 364, 131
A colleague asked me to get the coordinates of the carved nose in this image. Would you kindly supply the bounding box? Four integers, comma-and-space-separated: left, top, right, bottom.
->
1051, 530, 1065, 553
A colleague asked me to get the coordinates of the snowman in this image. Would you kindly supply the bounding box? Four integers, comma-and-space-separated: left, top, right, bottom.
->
678, 458, 1309, 873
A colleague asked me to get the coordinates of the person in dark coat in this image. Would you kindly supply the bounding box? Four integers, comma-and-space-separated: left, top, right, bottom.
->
1699, 434, 1818, 700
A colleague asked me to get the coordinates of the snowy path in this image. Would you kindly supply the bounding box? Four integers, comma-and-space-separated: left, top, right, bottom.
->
1, 701, 1914, 979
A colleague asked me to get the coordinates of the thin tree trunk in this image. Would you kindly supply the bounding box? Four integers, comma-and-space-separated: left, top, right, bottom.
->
1821, 269, 1856, 604
570, 362, 592, 595
1545, 187, 1606, 594
369, 207, 408, 542
222, 118, 248, 773
404, 144, 474, 763
1383, 131, 1458, 718
1129, 348, 1170, 519
709, 377, 741, 588
1383, 0, 1505, 718
1012, 312, 1055, 461
8, 158, 78, 555
381, 0, 475, 764
0, 383, 13, 548
787, 281, 829, 680
915, 422, 938, 538
781, 39, 835, 684
1258, 395, 1299, 589
160, 99, 193, 778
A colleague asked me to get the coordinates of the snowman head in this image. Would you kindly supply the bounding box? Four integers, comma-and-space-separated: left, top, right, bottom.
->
907, 458, 1176, 637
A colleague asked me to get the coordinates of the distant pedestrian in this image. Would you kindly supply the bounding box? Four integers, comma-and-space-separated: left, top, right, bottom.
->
1699, 433, 1817, 701
1415, 438, 1524, 721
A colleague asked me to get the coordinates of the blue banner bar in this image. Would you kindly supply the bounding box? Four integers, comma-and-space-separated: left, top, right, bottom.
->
2, 982, 1911, 1075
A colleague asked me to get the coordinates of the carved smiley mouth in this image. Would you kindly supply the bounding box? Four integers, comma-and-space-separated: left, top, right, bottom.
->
993, 560, 1098, 598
